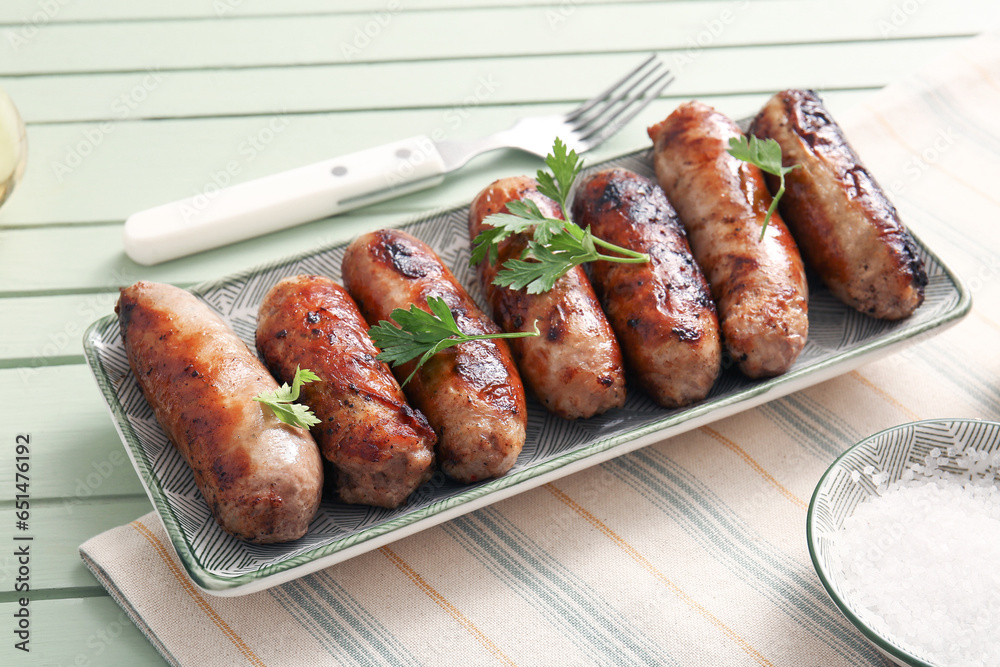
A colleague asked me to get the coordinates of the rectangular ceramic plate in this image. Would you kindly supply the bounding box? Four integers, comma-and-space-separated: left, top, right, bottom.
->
83, 147, 971, 595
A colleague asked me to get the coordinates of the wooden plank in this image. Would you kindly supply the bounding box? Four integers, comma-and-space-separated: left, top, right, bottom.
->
5, 39, 960, 124
0, 0, 989, 75
0, 365, 148, 502
0, 88, 873, 227
0, 497, 151, 591
2, 105, 463, 226
0, 90, 872, 295
0, 597, 168, 666
0, 0, 674, 24
0, 293, 121, 363
0, 209, 410, 295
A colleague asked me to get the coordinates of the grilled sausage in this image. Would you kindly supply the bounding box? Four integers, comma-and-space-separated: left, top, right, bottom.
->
750, 89, 927, 319
341, 229, 526, 483
572, 168, 721, 407
256, 275, 436, 509
468, 176, 626, 419
116, 281, 322, 544
648, 101, 809, 378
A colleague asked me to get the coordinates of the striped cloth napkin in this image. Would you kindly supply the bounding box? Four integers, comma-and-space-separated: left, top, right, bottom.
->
80, 31, 1000, 667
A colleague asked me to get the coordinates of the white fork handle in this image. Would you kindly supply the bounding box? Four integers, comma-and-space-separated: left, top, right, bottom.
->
122, 135, 447, 265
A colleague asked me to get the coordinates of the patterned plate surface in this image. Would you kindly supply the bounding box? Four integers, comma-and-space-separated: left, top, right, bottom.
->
807, 419, 1000, 667
84, 148, 971, 595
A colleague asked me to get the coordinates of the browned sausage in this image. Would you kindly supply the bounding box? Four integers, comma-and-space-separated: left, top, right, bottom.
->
341, 229, 526, 483
256, 275, 436, 509
572, 168, 722, 407
648, 101, 809, 378
116, 281, 322, 544
750, 89, 927, 319
468, 176, 626, 419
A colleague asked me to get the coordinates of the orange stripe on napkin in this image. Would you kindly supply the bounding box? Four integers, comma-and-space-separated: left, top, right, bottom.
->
130, 519, 266, 667
957, 51, 1000, 95
699, 427, 807, 510
973, 308, 1000, 335
543, 483, 775, 667
848, 370, 920, 421
379, 546, 517, 667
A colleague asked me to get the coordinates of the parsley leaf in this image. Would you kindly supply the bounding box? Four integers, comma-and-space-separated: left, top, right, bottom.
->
468, 200, 551, 267
535, 137, 583, 219
469, 137, 648, 293
368, 296, 539, 385
253, 365, 322, 428
727, 135, 800, 239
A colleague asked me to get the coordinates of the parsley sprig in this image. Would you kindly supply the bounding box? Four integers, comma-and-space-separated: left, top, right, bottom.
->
727, 135, 800, 239
470, 138, 648, 294
369, 296, 538, 385
253, 365, 321, 429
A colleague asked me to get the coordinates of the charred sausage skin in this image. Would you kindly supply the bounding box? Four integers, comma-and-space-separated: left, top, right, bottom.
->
468, 176, 626, 419
116, 281, 323, 544
648, 101, 809, 378
572, 168, 721, 407
256, 275, 436, 509
341, 229, 526, 484
750, 89, 926, 320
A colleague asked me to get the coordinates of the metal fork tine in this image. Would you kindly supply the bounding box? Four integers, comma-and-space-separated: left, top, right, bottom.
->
570, 60, 666, 134
575, 70, 674, 148
574, 72, 671, 145
432, 55, 674, 171
563, 54, 659, 123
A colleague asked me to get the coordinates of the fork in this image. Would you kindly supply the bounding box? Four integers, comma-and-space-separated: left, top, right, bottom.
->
123, 56, 673, 265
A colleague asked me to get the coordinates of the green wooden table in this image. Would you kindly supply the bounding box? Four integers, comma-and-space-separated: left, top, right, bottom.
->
0, 1, 996, 664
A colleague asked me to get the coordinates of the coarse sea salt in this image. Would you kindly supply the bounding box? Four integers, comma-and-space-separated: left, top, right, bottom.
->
829, 451, 1000, 667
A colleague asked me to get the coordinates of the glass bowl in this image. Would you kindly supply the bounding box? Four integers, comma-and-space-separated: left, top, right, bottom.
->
807, 418, 1000, 667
